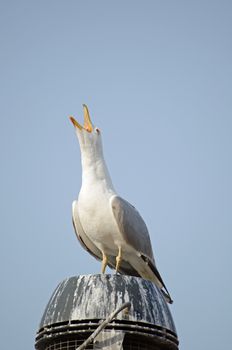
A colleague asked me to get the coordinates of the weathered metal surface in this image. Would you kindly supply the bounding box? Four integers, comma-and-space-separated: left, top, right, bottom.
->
39, 274, 176, 334
94, 330, 124, 349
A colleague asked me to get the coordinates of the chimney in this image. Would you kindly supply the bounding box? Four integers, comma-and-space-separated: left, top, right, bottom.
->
35, 274, 179, 349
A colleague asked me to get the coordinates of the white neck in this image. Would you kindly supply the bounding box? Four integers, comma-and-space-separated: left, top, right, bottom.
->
80, 148, 116, 193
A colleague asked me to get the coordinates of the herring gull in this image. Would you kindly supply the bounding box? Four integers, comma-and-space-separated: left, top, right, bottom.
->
70, 105, 173, 303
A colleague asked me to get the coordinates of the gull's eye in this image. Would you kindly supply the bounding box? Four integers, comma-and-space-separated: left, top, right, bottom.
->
95, 127, 100, 134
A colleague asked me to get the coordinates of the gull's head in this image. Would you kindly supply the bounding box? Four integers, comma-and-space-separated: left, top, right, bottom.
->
69, 104, 103, 158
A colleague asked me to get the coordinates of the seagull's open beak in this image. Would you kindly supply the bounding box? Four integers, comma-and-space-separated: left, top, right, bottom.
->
70, 104, 93, 133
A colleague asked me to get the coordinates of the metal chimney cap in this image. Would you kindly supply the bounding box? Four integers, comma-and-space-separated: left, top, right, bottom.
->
39, 274, 176, 331
36, 274, 179, 349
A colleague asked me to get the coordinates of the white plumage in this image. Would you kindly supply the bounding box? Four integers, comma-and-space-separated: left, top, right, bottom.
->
70, 105, 173, 303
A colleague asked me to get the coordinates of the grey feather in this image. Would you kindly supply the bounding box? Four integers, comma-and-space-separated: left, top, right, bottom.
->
72, 200, 140, 276
111, 196, 173, 303
111, 196, 155, 261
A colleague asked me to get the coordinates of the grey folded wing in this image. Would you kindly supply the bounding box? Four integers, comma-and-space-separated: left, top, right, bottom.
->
110, 195, 155, 262
110, 195, 173, 303
72, 200, 140, 276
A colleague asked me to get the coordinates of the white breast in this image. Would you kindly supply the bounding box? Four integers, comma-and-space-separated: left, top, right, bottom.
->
77, 185, 120, 255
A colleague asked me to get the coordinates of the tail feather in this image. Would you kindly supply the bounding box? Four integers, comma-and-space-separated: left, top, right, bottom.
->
140, 254, 173, 304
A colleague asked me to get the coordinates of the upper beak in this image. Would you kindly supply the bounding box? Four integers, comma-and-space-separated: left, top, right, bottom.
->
69, 104, 93, 132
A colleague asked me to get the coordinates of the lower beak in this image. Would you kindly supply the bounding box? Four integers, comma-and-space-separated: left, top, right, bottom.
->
70, 116, 83, 130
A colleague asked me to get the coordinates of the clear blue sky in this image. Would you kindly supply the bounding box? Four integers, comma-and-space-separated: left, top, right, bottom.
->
1, 1, 231, 349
